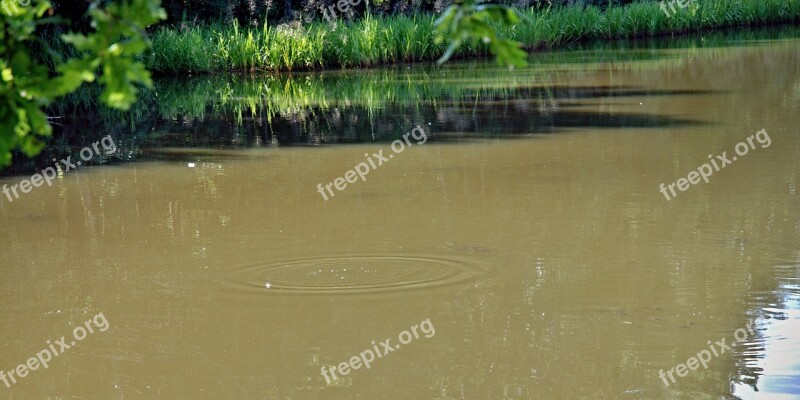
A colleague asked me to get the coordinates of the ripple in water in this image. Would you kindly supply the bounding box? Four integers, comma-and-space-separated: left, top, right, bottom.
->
228, 255, 487, 294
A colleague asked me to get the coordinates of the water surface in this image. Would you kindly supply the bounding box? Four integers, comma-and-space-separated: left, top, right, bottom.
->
1, 27, 800, 399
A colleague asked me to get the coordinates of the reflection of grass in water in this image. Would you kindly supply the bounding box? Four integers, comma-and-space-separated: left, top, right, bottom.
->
146, 0, 800, 73
102, 26, 798, 124
19, 28, 798, 174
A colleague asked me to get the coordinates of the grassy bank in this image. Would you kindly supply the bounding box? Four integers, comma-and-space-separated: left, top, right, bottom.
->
146, 0, 799, 73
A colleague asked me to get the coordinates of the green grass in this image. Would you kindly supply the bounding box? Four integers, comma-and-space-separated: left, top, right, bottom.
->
149, 14, 443, 73
143, 0, 800, 73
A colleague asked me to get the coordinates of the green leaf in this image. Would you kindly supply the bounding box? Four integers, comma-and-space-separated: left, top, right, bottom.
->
61, 33, 95, 50
437, 40, 461, 65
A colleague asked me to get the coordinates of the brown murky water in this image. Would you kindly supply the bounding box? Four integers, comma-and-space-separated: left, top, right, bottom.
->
1, 30, 800, 399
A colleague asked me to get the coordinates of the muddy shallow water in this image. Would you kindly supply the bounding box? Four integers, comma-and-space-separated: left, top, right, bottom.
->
1, 28, 800, 399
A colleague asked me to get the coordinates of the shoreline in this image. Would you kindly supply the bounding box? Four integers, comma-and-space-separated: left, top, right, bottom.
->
144, 0, 800, 75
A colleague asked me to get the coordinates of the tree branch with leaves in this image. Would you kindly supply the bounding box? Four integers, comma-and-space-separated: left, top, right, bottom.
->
0, 0, 165, 167
434, 0, 529, 68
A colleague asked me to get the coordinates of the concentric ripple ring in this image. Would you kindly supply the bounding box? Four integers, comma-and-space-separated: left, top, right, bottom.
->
227, 254, 487, 294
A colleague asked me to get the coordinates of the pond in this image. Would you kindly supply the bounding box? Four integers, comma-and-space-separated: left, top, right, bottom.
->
1, 26, 799, 399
